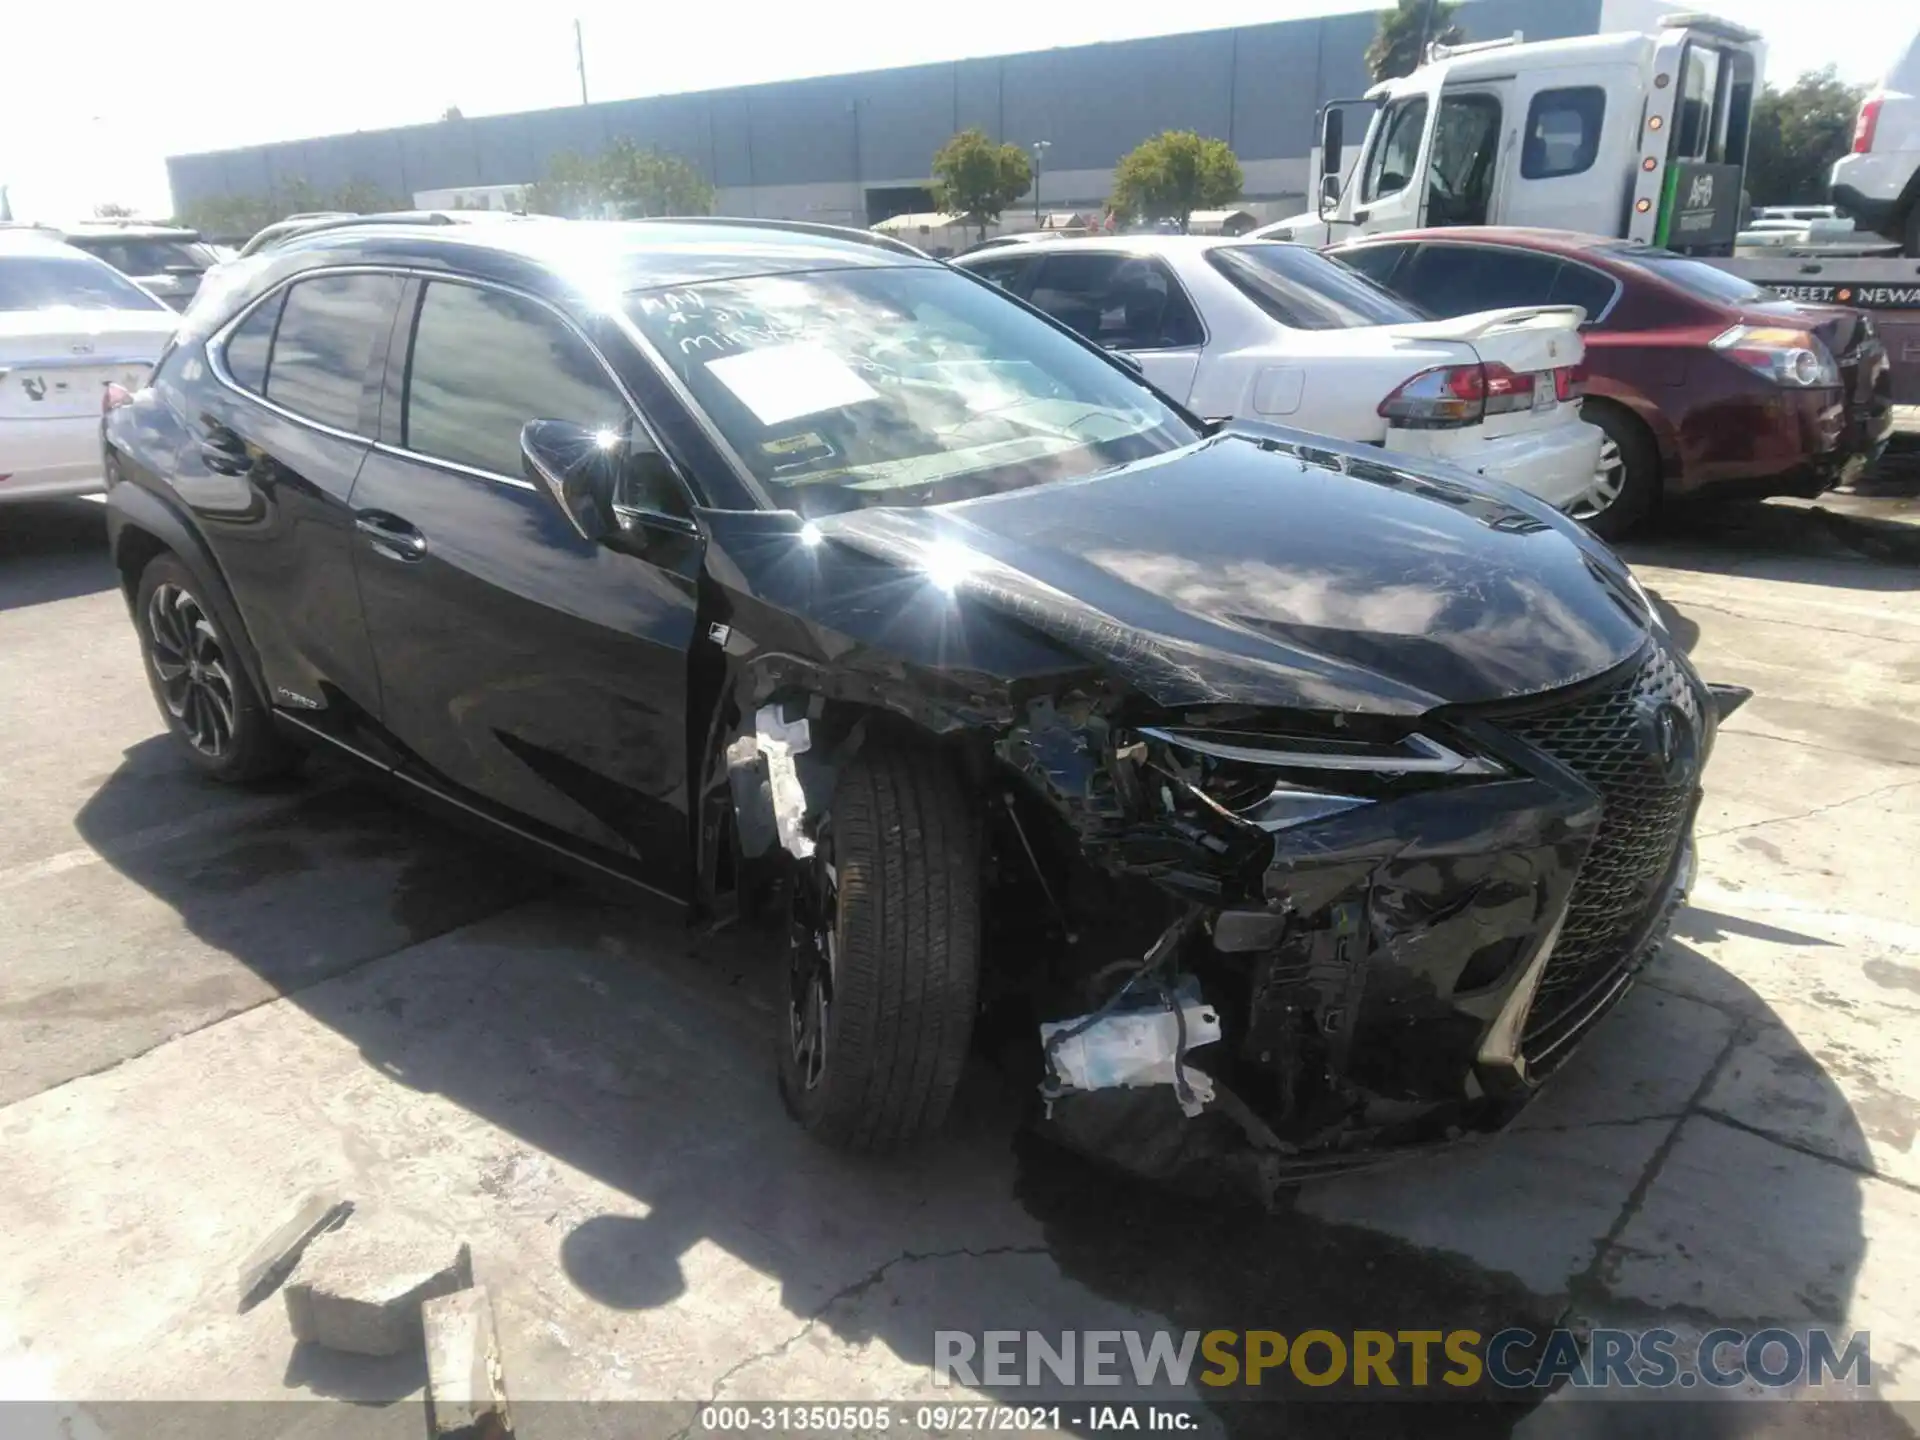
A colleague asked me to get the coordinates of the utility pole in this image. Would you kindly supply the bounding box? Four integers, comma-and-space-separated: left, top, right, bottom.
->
575, 19, 589, 106
1030, 140, 1051, 225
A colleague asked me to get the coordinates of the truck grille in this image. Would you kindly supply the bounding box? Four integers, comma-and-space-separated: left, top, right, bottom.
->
1502, 644, 1702, 1067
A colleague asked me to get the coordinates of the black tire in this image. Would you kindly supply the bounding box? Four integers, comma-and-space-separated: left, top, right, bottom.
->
135, 553, 295, 784
778, 739, 981, 1151
1575, 401, 1661, 542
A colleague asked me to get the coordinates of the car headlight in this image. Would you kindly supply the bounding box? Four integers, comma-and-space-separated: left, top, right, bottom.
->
1137, 726, 1502, 834
1710, 325, 1840, 388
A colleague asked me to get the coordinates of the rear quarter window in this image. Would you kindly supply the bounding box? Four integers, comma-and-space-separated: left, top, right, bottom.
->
256, 273, 403, 435
1522, 88, 1606, 179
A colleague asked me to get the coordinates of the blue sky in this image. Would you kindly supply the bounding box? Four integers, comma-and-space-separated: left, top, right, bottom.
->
1, 0, 1903, 221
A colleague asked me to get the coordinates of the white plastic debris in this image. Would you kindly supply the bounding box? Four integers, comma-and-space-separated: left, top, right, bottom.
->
1040, 994, 1222, 1118
755, 703, 815, 860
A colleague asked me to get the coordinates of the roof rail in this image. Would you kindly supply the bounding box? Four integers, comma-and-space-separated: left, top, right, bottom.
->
1427, 32, 1523, 64
1657, 12, 1762, 43
637, 215, 927, 259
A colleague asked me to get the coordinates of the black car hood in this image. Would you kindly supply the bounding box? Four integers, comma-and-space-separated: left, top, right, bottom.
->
788, 429, 1650, 717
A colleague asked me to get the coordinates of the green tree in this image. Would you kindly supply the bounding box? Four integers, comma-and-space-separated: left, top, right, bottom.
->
522, 152, 608, 218
600, 140, 714, 217
1745, 67, 1867, 206
93, 201, 137, 219
441, 106, 465, 122
1366, 0, 1460, 83
929, 128, 1033, 240
1109, 131, 1243, 231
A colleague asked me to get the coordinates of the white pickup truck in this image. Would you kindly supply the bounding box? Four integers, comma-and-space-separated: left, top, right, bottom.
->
1258, 14, 1920, 406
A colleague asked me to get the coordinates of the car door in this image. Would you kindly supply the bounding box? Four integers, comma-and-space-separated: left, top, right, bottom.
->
346, 275, 703, 893
1352, 94, 1431, 235
1022, 251, 1205, 401
189, 270, 402, 738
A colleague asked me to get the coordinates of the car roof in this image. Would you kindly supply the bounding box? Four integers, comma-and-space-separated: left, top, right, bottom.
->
1332, 227, 1621, 257
955, 233, 1292, 262
0, 229, 98, 258
272, 215, 934, 292
57, 222, 202, 240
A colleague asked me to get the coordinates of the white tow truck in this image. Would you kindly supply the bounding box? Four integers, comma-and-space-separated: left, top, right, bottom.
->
1259, 13, 1920, 405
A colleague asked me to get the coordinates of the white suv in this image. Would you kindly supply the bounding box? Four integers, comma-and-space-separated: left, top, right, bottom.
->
1832, 27, 1920, 256
956, 235, 1603, 514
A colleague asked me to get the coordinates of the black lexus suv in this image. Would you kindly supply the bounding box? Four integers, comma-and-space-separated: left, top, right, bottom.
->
103, 216, 1743, 1181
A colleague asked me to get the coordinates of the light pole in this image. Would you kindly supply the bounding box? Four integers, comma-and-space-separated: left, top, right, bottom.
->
1030, 140, 1051, 226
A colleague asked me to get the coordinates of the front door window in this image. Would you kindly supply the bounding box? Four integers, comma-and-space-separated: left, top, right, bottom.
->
1426, 93, 1503, 227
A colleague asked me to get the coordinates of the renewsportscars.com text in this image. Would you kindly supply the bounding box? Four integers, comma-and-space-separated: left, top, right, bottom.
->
933, 1328, 1872, 1392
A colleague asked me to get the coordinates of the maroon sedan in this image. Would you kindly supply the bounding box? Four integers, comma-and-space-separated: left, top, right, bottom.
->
1330, 229, 1894, 538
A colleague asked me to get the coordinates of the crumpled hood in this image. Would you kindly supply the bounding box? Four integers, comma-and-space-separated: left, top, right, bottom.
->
811, 428, 1651, 716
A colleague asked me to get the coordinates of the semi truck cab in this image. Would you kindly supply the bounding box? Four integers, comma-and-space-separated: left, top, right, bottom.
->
1266, 15, 1763, 253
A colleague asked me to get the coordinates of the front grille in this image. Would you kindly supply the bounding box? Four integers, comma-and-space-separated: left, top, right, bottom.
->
1502, 644, 1702, 1063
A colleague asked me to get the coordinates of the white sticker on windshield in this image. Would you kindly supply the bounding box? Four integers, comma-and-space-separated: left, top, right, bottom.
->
704, 342, 879, 427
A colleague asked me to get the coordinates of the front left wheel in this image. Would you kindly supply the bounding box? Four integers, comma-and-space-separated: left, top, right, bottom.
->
778, 738, 981, 1152
135, 554, 295, 784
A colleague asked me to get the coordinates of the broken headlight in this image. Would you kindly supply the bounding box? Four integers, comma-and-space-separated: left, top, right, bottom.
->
1138, 725, 1502, 833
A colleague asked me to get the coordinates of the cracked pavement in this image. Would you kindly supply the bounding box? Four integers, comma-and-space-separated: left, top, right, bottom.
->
1, 492, 1917, 1436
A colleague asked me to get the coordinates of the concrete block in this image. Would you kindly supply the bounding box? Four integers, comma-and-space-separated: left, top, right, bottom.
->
284, 1213, 472, 1357
425, 1286, 514, 1440
236, 1191, 352, 1312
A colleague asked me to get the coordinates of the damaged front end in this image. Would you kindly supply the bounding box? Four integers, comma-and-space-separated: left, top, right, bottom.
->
983, 643, 1733, 1191
691, 458, 1742, 1188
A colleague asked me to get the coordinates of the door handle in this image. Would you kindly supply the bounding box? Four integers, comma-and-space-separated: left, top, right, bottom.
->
354, 510, 429, 562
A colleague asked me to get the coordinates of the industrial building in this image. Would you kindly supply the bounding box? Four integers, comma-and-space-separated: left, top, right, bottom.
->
166, 0, 1664, 228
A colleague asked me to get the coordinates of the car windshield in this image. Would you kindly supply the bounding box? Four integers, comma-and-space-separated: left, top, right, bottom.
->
624, 264, 1198, 514
1609, 246, 1767, 305
0, 253, 167, 312
1207, 243, 1424, 329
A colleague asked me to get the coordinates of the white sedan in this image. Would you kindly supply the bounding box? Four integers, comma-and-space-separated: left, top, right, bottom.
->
955, 235, 1603, 511
1, 232, 178, 504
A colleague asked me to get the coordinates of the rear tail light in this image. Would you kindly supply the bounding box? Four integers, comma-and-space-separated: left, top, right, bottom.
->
1853, 94, 1882, 153
1554, 362, 1587, 402
1710, 325, 1840, 387
1379, 362, 1535, 428
103, 383, 134, 414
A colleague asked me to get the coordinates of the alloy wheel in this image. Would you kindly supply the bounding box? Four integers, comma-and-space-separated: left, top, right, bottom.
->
145, 583, 237, 759
1571, 438, 1625, 522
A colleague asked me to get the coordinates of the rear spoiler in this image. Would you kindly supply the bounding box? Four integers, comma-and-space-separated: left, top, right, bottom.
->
1415, 304, 1586, 336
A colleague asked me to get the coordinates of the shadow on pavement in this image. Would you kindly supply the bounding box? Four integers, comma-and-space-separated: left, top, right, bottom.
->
0, 498, 118, 612
1620, 497, 1920, 589
62, 733, 1894, 1434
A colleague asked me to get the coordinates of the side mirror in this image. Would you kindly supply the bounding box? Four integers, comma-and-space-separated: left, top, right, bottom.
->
521, 418, 621, 543
1322, 109, 1345, 180
1318, 173, 1342, 211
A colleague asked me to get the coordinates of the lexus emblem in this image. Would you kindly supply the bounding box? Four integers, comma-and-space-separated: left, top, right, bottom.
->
1638, 699, 1697, 784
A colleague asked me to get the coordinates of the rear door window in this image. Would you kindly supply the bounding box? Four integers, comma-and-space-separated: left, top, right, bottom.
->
964, 255, 1040, 297
263, 273, 403, 435
1024, 252, 1204, 350
402, 280, 675, 507
1334, 243, 1414, 289
1522, 88, 1607, 179
1393, 244, 1564, 316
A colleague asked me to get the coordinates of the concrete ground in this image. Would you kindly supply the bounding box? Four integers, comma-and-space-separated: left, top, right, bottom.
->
1, 487, 1917, 1438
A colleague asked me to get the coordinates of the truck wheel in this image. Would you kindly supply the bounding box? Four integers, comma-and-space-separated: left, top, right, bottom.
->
778, 739, 981, 1151
135, 554, 296, 784
1574, 402, 1660, 541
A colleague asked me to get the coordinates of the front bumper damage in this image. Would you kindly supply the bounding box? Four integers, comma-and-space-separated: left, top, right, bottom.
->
982, 647, 1744, 1194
